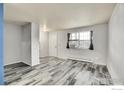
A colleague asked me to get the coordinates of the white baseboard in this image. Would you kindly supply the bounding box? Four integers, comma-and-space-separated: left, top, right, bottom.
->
68, 57, 106, 65
68, 57, 93, 62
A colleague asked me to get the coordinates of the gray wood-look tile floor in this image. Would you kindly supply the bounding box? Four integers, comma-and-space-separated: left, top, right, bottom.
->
4, 57, 113, 85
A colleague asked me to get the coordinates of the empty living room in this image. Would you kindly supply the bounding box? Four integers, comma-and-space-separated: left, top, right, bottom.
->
0, 3, 124, 87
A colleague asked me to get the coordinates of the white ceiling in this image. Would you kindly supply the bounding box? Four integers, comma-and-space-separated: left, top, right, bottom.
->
4, 3, 115, 31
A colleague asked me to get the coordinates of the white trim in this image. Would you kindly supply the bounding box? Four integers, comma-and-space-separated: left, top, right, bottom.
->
67, 57, 106, 65
68, 57, 93, 63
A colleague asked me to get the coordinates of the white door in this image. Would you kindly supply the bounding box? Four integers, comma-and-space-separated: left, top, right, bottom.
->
49, 32, 57, 57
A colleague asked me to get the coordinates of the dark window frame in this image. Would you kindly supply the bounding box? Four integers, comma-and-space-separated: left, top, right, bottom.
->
68, 31, 91, 49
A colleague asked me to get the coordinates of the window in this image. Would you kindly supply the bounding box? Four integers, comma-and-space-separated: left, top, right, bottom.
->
69, 31, 91, 49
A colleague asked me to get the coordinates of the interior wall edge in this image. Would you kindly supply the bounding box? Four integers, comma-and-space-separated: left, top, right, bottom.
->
107, 62, 122, 85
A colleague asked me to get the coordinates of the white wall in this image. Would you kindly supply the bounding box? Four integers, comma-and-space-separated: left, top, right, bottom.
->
4, 22, 40, 66
31, 23, 40, 66
39, 26, 49, 57
4, 23, 22, 65
21, 24, 31, 65
49, 32, 58, 57
108, 4, 124, 84
22, 23, 40, 66
49, 23, 108, 65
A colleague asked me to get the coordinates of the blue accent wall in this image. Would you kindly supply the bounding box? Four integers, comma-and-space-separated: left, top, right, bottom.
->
0, 3, 4, 85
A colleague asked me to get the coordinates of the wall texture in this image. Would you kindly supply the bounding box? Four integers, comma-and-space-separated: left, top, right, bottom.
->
108, 4, 124, 84
4, 22, 40, 66
21, 23, 31, 65
4, 23, 22, 65
49, 32, 58, 57
39, 26, 49, 57
49, 23, 108, 65
31, 23, 40, 66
